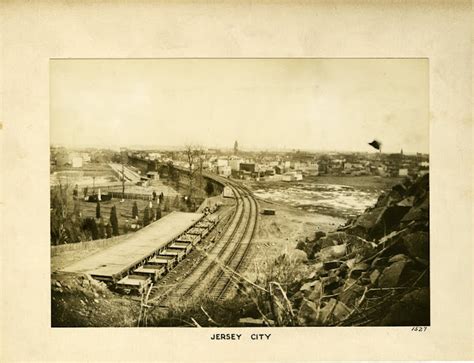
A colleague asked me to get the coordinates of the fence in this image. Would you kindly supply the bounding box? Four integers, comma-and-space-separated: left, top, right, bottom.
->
107, 191, 154, 201
51, 235, 125, 256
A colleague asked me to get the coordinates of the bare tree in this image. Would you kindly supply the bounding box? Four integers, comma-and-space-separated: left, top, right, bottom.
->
184, 144, 205, 200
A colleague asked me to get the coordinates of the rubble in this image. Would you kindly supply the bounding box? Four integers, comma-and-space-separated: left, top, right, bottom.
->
51, 273, 139, 327
292, 174, 430, 326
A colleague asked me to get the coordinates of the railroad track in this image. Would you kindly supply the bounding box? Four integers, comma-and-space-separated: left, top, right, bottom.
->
154, 179, 258, 306
208, 193, 258, 300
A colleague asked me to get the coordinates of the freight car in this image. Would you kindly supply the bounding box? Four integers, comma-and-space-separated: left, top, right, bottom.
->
133, 264, 166, 282
160, 248, 185, 263
116, 274, 151, 294
148, 255, 176, 271
168, 241, 193, 255
176, 234, 201, 246
187, 227, 209, 238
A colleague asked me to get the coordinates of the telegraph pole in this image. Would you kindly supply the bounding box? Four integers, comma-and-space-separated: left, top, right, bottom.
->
121, 155, 125, 202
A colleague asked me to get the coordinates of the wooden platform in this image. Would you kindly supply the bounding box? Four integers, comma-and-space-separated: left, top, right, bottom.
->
61, 211, 203, 281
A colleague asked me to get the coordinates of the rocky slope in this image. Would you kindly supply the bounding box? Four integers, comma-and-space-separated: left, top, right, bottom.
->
288, 173, 430, 326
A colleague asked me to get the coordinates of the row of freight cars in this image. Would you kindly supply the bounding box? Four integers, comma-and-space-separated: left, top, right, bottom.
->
114, 215, 219, 294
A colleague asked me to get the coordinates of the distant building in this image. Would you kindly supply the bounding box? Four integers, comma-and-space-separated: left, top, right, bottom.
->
218, 165, 231, 177
148, 153, 161, 161
216, 159, 229, 168
399, 168, 409, 176
282, 171, 303, 182
303, 162, 319, 174
71, 156, 83, 168
240, 163, 256, 173
229, 158, 242, 171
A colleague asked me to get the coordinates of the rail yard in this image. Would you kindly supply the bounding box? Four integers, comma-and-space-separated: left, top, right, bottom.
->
57, 171, 261, 307
154, 182, 259, 305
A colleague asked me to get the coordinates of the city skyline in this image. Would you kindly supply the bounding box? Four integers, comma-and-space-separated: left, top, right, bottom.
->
50, 58, 429, 153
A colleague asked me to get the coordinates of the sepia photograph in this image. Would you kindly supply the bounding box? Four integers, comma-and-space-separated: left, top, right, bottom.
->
50, 58, 430, 328
3, 0, 473, 360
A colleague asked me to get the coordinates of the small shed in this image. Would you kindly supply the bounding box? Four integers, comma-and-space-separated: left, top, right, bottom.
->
222, 186, 234, 198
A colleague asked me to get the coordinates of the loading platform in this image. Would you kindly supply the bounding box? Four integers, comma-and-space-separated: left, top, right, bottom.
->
61, 211, 204, 282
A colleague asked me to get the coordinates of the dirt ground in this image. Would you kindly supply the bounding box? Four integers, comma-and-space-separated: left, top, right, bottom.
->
247, 198, 345, 267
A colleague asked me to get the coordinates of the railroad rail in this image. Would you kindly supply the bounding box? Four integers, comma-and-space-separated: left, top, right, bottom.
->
152, 177, 259, 305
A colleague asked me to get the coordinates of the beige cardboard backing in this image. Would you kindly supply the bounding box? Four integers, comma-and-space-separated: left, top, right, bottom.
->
1, 1, 472, 361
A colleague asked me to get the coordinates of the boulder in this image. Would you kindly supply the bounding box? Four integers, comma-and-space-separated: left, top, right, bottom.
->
321, 275, 341, 294
318, 298, 351, 324
318, 244, 347, 261
370, 269, 381, 285
368, 206, 411, 240
314, 231, 326, 241
339, 279, 365, 307
323, 260, 342, 270
286, 249, 308, 263
352, 207, 386, 230
392, 183, 407, 196
371, 256, 388, 268
378, 260, 410, 288
307, 262, 324, 279
402, 232, 429, 264
397, 196, 415, 207
307, 280, 323, 302
407, 173, 429, 199
297, 299, 319, 325
319, 232, 349, 249
388, 254, 412, 263
345, 258, 357, 269
381, 288, 430, 326
401, 205, 428, 224
300, 280, 321, 293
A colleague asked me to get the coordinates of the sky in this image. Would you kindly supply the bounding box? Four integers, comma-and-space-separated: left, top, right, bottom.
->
50, 58, 429, 153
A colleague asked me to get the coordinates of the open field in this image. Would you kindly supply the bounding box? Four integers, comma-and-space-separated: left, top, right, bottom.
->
244, 199, 344, 275
245, 176, 404, 219
51, 163, 120, 186
304, 175, 404, 189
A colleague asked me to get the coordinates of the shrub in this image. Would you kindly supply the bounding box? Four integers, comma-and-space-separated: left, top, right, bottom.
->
143, 206, 150, 226
110, 205, 119, 236
132, 201, 139, 219
96, 202, 101, 219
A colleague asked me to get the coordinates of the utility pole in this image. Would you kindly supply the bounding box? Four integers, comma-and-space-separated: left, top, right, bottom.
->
121, 154, 125, 202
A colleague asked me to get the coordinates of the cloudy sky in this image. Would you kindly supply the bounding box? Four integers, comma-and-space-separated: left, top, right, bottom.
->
50, 58, 429, 153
